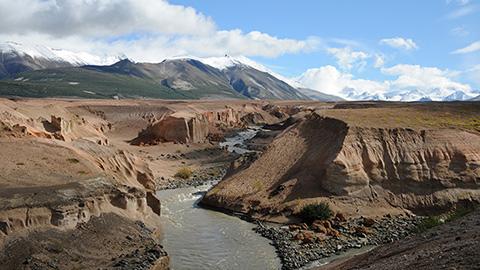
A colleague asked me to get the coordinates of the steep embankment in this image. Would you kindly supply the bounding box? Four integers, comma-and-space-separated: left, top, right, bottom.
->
130, 104, 286, 145
202, 112, 480, 221
0, 99, 168, 269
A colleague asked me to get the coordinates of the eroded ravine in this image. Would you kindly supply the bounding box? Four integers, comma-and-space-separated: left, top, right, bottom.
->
157, 128, 281, 270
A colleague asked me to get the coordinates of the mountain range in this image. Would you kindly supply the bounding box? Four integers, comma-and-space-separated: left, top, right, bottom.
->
0, 41, 477, 101
0, 41, 342, 101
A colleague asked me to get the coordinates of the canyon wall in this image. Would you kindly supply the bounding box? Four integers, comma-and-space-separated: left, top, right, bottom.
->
131, 106, 285, 145
202, 113, 480, 219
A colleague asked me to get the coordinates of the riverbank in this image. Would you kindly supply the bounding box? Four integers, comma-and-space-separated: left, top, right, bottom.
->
317, 209, 480, 270
176, 128, 421, 270
253, 215, 420, 270
156, 126, 421, 270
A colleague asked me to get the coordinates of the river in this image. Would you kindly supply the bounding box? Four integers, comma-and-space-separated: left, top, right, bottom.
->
157, 128, 281, 270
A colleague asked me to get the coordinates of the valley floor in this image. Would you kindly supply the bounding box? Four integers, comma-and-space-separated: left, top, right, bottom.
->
0, 98, 479, 270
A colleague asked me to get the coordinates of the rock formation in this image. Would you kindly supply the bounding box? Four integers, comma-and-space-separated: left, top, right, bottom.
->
131, 105, 285, 145
202, 112, 480, 220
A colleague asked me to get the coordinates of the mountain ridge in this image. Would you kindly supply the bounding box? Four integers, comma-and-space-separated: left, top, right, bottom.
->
5, 41, 476, 102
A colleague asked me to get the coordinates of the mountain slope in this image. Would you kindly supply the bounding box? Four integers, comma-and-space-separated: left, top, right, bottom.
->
0, 42, 337, 101
297, 88, 344, 101
0, 42, 119, 79
85, 57, 314, 100
471, 95, 480, 101
223, 65, 309, 100
84, 58, 245, 99
0, 67, 187, 99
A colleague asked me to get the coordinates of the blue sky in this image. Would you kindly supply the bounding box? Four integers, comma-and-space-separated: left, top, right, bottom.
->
171, 0, 479, 82
1, 0, 479, 99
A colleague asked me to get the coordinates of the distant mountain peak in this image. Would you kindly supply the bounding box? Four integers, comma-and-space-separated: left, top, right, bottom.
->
0, 41, 121, 66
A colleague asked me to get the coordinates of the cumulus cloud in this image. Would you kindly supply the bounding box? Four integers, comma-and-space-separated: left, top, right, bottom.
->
296, 65, 387, 97
381, 64, 471, 92
0, 0, 216, 37
0, 0, 319, 60
326, 47, 370, 70
174, 31, 320, 58
379, 37, 418, 50
451, 40, 480, 54
296, 64, 473, 101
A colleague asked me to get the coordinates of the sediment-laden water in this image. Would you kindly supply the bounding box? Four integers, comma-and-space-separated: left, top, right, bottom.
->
157, 185, 281, 270
157, 128, 281, 270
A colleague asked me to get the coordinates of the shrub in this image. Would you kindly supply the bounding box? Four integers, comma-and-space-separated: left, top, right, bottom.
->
175, 167, 193, 179
299, 202, 333, 223
416, 206, 474, 233
415, 216, 443, 232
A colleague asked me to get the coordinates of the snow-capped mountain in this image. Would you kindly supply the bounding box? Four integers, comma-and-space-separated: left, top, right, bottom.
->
0, 41, 123, 79
337, 86, 479, 102
159, 55, 312, 99
443, 90, 476, 101
165, 55, 304, 87
2, 41, 475, 102
0, 41, 121, 66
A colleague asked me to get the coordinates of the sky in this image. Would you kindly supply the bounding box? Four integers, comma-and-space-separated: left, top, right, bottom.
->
0, 0, 479, 99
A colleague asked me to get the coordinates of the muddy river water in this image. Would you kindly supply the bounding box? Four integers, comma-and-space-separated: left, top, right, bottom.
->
157, 128, 281, 269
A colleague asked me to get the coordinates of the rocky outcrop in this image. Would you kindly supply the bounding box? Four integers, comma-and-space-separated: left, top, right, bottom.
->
131, 106, 284, 145
202, 113, 480, 219
0, 179, 153, 237
131, 114, 211, 145
319, 209, 480, 270
0, 213, 169, 270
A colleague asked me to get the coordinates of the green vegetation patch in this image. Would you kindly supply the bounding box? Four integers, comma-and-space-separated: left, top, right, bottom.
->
416, 206, 474, 233
299, 202, 333, 223
175, 167, 193, 179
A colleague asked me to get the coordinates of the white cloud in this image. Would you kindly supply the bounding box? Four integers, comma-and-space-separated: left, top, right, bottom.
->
296, 65, 388, 97
326, 47, 370, 70
447, 4, 477, 19
381, 64, 471, 92
174, 31, 320, 58
465, 64, 480, 86
0, 0, 319, 61
451, 40, 480, 54
446, 0, 470, 6
296, 64, 474, 101
373, 54, 385, 68
379, 37, 418, 50
0, 0, 216, 37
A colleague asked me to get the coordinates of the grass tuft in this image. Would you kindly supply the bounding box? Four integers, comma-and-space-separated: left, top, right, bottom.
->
174, 167, 193, 179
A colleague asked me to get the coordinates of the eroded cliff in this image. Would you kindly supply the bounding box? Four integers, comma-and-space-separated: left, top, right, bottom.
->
202, 112, 480, 220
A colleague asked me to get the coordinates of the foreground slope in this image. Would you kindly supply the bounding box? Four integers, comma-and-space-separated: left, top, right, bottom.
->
319, 209, 480, 270
0, 98, 291, 269
202, 102, 480, 221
